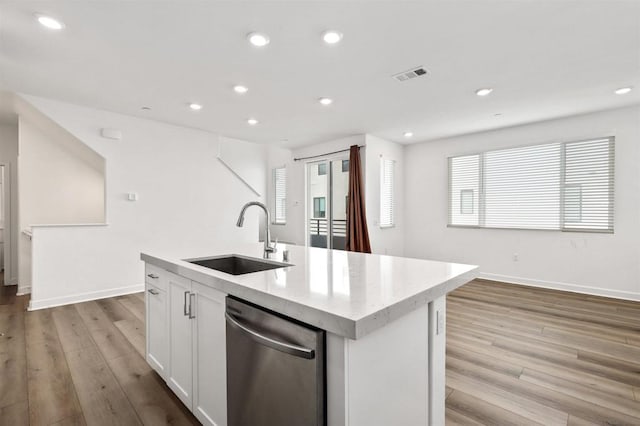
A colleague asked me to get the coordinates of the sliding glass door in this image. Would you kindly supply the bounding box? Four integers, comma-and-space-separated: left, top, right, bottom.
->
307, 158, 349, 250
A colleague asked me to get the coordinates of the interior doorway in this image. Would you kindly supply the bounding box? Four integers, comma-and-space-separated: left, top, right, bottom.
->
307, 157, 350, 250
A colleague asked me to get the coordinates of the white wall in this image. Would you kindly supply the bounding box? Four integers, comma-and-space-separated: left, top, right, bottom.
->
18, 115, 106, 226
219, 136, 266, 197
0, 122, 19, 284
21, 95, 266, 309
404, 106, 640, 300
21, 93, 637, 305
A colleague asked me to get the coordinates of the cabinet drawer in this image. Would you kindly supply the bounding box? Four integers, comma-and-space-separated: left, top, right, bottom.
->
145, 264, 167, 290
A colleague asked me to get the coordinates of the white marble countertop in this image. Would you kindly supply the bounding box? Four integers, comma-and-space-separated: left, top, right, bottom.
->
141, 244, 478, 339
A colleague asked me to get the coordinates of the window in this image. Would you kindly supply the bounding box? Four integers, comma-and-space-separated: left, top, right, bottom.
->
448, 137, 614, 232
380, 158, 395, 227
342, 160, 349, 173
564, 184, 582, 223
460, 189, 474, 214
313, 197, 326, 218
449, 155, 479, 226
318, 163, 327, 175
272, 167, 286, 224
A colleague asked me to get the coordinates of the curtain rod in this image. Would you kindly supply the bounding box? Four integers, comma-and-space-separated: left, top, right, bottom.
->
293, 145, 365, 162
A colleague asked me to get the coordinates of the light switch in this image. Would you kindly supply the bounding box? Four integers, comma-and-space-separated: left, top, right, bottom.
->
127, 192, 138, 201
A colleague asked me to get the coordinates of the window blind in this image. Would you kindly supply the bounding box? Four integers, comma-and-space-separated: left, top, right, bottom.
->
448, 137, 614, 232
273, 167, 286, 224
380, 158, 395, 227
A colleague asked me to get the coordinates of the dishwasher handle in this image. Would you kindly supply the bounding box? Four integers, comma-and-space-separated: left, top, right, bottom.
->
225, 312, 315, 360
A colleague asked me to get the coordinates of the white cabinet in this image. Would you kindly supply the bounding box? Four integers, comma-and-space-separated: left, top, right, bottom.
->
192, 281, 227, 426
167, 271, 195, 408
144, 264, 227, 426
145, 265, 168, 379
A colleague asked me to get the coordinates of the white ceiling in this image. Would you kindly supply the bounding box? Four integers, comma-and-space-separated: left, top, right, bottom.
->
1, 1, 639, 148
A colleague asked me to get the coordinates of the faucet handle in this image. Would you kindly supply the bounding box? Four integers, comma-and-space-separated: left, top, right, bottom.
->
265, 238, 278, 254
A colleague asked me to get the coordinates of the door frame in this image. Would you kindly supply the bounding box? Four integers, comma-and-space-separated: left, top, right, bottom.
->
0, 163, 12, 285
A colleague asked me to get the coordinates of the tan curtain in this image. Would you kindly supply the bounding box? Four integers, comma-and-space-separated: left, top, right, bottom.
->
345, 145, 371, 253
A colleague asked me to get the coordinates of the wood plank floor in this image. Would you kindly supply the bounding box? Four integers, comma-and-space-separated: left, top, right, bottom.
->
1, 279, 639, 425
446, 279, 640, 425
0, 286, 199, 426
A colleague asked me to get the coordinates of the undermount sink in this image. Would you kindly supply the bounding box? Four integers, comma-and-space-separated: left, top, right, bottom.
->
186, 254, 291, 275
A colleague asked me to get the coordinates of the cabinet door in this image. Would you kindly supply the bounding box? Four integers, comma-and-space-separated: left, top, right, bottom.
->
145, 282, 167, 379
167, 272, 193, 409
192, 281, 227, 426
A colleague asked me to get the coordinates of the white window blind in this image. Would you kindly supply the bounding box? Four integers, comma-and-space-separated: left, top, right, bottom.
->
273, 167, 286, 224
380, 158, 395, 227
449, 155, 479, 226
448, 137, 614, 232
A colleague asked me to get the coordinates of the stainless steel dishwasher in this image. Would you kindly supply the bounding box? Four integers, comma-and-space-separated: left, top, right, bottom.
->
225, 297, 326, 426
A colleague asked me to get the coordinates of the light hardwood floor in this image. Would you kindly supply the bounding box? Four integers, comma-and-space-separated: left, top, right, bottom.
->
1, 280, 639, 425
446, 280, 640, 425
0, 285, 199, 426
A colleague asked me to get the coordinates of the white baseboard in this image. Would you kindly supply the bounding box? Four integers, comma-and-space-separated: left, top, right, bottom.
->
28, 284, 145, 311
17, 286, 31, 296
478, 272, 640, 302
8, 277, 18, 286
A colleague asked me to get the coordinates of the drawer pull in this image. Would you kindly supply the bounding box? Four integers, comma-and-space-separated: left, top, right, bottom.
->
148, 288, 160, 296
147, 273, 159, 279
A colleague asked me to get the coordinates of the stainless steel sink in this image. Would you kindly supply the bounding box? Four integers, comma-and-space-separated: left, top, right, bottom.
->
186, 254, 291, 275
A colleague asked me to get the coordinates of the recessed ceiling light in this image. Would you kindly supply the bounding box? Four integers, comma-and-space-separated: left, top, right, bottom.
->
36, 14, 64, 30
322, 30, 343, 44
475, 88, 493, 97
247, 118, 259, 126
233, 85, 249, 94
404, 132, 413, 138
247, 32, 270, 47
318, 97, 333, 106
615, 87, 632, 95
189, 103, 203, 111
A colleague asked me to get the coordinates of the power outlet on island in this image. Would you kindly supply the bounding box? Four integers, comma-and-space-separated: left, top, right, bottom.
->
436, 310, 444, 335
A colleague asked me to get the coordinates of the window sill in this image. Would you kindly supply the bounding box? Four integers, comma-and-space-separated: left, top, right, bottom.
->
447, 224, 613, 234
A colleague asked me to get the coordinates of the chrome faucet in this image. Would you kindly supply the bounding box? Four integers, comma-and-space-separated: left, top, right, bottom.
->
236, 201, 277, 258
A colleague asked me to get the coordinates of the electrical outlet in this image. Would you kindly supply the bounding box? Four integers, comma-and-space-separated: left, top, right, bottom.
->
513, 253, 519, 262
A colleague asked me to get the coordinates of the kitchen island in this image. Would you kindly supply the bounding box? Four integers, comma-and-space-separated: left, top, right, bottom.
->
141, 244, 478, 426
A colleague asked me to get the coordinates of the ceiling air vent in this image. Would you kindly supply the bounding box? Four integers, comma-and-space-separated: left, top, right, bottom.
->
392, 66, 428, 82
